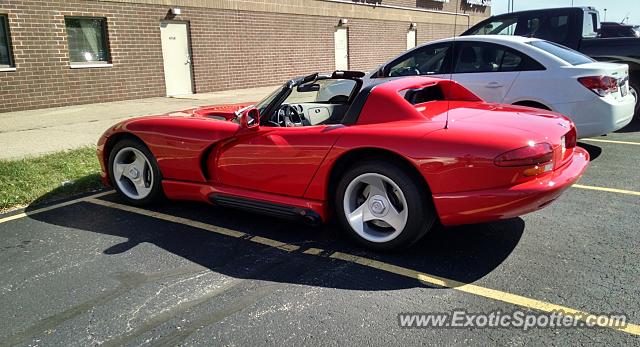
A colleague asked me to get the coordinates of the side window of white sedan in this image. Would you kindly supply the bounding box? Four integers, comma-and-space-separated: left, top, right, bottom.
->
387, 43, 451, 77
454, 42, 545, 74
455, 43, 504, 73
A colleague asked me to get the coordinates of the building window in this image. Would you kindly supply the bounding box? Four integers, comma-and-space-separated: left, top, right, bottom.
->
0, 15, 14, 68
65, 17, 111, 64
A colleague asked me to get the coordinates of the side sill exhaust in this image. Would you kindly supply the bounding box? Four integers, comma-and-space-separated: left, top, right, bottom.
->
209, 194, 322, 226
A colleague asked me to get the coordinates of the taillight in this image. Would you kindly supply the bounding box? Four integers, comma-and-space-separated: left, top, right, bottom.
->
557, 127, 577, 164
564, 127, 577, 149
494, 142, 554, 167
578, 76, 618, 97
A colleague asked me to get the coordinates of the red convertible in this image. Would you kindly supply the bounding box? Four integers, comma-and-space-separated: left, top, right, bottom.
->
98, 71, 589, 250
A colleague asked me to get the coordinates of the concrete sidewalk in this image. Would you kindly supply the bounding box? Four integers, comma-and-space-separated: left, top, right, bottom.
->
0, 85, 277, 160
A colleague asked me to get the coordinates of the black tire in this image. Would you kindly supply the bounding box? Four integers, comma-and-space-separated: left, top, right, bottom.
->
335, 160, 436, 251
629, 81, 639, 117
108, 138, 164, 206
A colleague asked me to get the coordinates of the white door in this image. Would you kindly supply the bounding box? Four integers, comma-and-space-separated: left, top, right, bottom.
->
334, 27, 348, 70
160, 21, 193, 96
406, 30, 417, 50
453, 72, 520, 103
451, 42, 520, 103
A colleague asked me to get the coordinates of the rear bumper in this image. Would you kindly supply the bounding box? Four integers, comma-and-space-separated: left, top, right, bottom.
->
433, 147, 590, 226
553, 94, 635, 138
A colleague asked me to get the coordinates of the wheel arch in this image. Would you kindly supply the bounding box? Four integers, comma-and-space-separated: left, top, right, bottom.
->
512, 100, 552, 111
326, 147, 434, 210
102, 132, 147, 181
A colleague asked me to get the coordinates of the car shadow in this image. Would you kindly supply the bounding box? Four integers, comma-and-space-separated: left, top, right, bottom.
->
577, 142, 602, 161
29, 173, 104, 207
26, 192, 524, 291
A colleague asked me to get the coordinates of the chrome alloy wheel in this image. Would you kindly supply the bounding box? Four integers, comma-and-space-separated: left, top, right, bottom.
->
343, 173, 409, 243
112, 147, 154, 200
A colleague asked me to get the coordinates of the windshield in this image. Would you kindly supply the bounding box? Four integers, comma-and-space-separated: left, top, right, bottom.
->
468, 17, 517, 35
528, 40, 594, 65
253, 76, 360, 124
255, 85, 285, 115
286, 79, 357, 104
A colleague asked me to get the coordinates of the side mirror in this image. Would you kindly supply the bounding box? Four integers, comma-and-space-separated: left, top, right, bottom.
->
241, 108, 260, 129
297, 83, 321, 92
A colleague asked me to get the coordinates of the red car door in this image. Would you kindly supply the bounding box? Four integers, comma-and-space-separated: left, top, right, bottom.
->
212, 124, 343, 197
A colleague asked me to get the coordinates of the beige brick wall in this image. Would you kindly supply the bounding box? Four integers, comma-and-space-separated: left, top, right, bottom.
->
0, 0, 489, 113
348, 19, 407, 72
187, 9, 336, 92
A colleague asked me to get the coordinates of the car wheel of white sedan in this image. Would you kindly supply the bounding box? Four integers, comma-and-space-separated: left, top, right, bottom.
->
630, 82, 639, 116
108, 139, 163, 205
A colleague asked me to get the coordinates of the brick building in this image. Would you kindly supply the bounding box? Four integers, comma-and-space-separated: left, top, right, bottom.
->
0, 0, 491, 113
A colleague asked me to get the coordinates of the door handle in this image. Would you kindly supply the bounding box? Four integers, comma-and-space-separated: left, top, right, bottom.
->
185, 59, 191, 65
486, 82, 503, 88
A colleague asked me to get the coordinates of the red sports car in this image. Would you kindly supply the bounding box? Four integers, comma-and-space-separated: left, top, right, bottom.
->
97, 71, 589, 250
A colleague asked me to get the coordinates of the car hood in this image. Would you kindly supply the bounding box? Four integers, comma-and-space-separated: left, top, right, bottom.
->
101, 102, 256, 139
166, 103, 255, 120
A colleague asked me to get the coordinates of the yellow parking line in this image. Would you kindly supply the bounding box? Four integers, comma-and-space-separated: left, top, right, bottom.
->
88, 198, 247, 238
303, 247, 325, 255
249, 235, 300, 252
330, 252, 640, 335
0, 191, 114, 225
581, 138, 640, 146
85, 197, 640, 336
573, 184, 640, 196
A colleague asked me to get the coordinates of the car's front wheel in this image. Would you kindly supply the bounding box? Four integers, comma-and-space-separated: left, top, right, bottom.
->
108, 139, 163, 205
335, 160, 436, 251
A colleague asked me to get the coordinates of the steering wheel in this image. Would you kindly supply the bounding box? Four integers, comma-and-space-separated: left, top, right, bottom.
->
275, 104, 308, 127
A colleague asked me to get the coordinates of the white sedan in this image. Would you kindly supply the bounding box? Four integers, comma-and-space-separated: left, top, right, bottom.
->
365, 35, 636, 138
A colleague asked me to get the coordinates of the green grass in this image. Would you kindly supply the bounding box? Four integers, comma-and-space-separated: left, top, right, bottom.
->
0, 146, 104, 211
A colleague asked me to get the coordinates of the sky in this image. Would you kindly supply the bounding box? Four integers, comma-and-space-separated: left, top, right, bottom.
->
490, 0, 639, 24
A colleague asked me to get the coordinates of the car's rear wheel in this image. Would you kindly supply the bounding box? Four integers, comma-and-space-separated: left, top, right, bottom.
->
629, 82, 639, 116
108, 139, 163, 205
335, 160, 436, 251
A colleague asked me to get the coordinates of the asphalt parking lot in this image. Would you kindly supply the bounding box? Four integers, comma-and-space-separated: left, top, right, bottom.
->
1, 121, 639, 346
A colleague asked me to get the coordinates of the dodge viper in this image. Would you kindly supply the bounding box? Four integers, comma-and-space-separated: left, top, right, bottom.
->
98, 71, 589, 250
